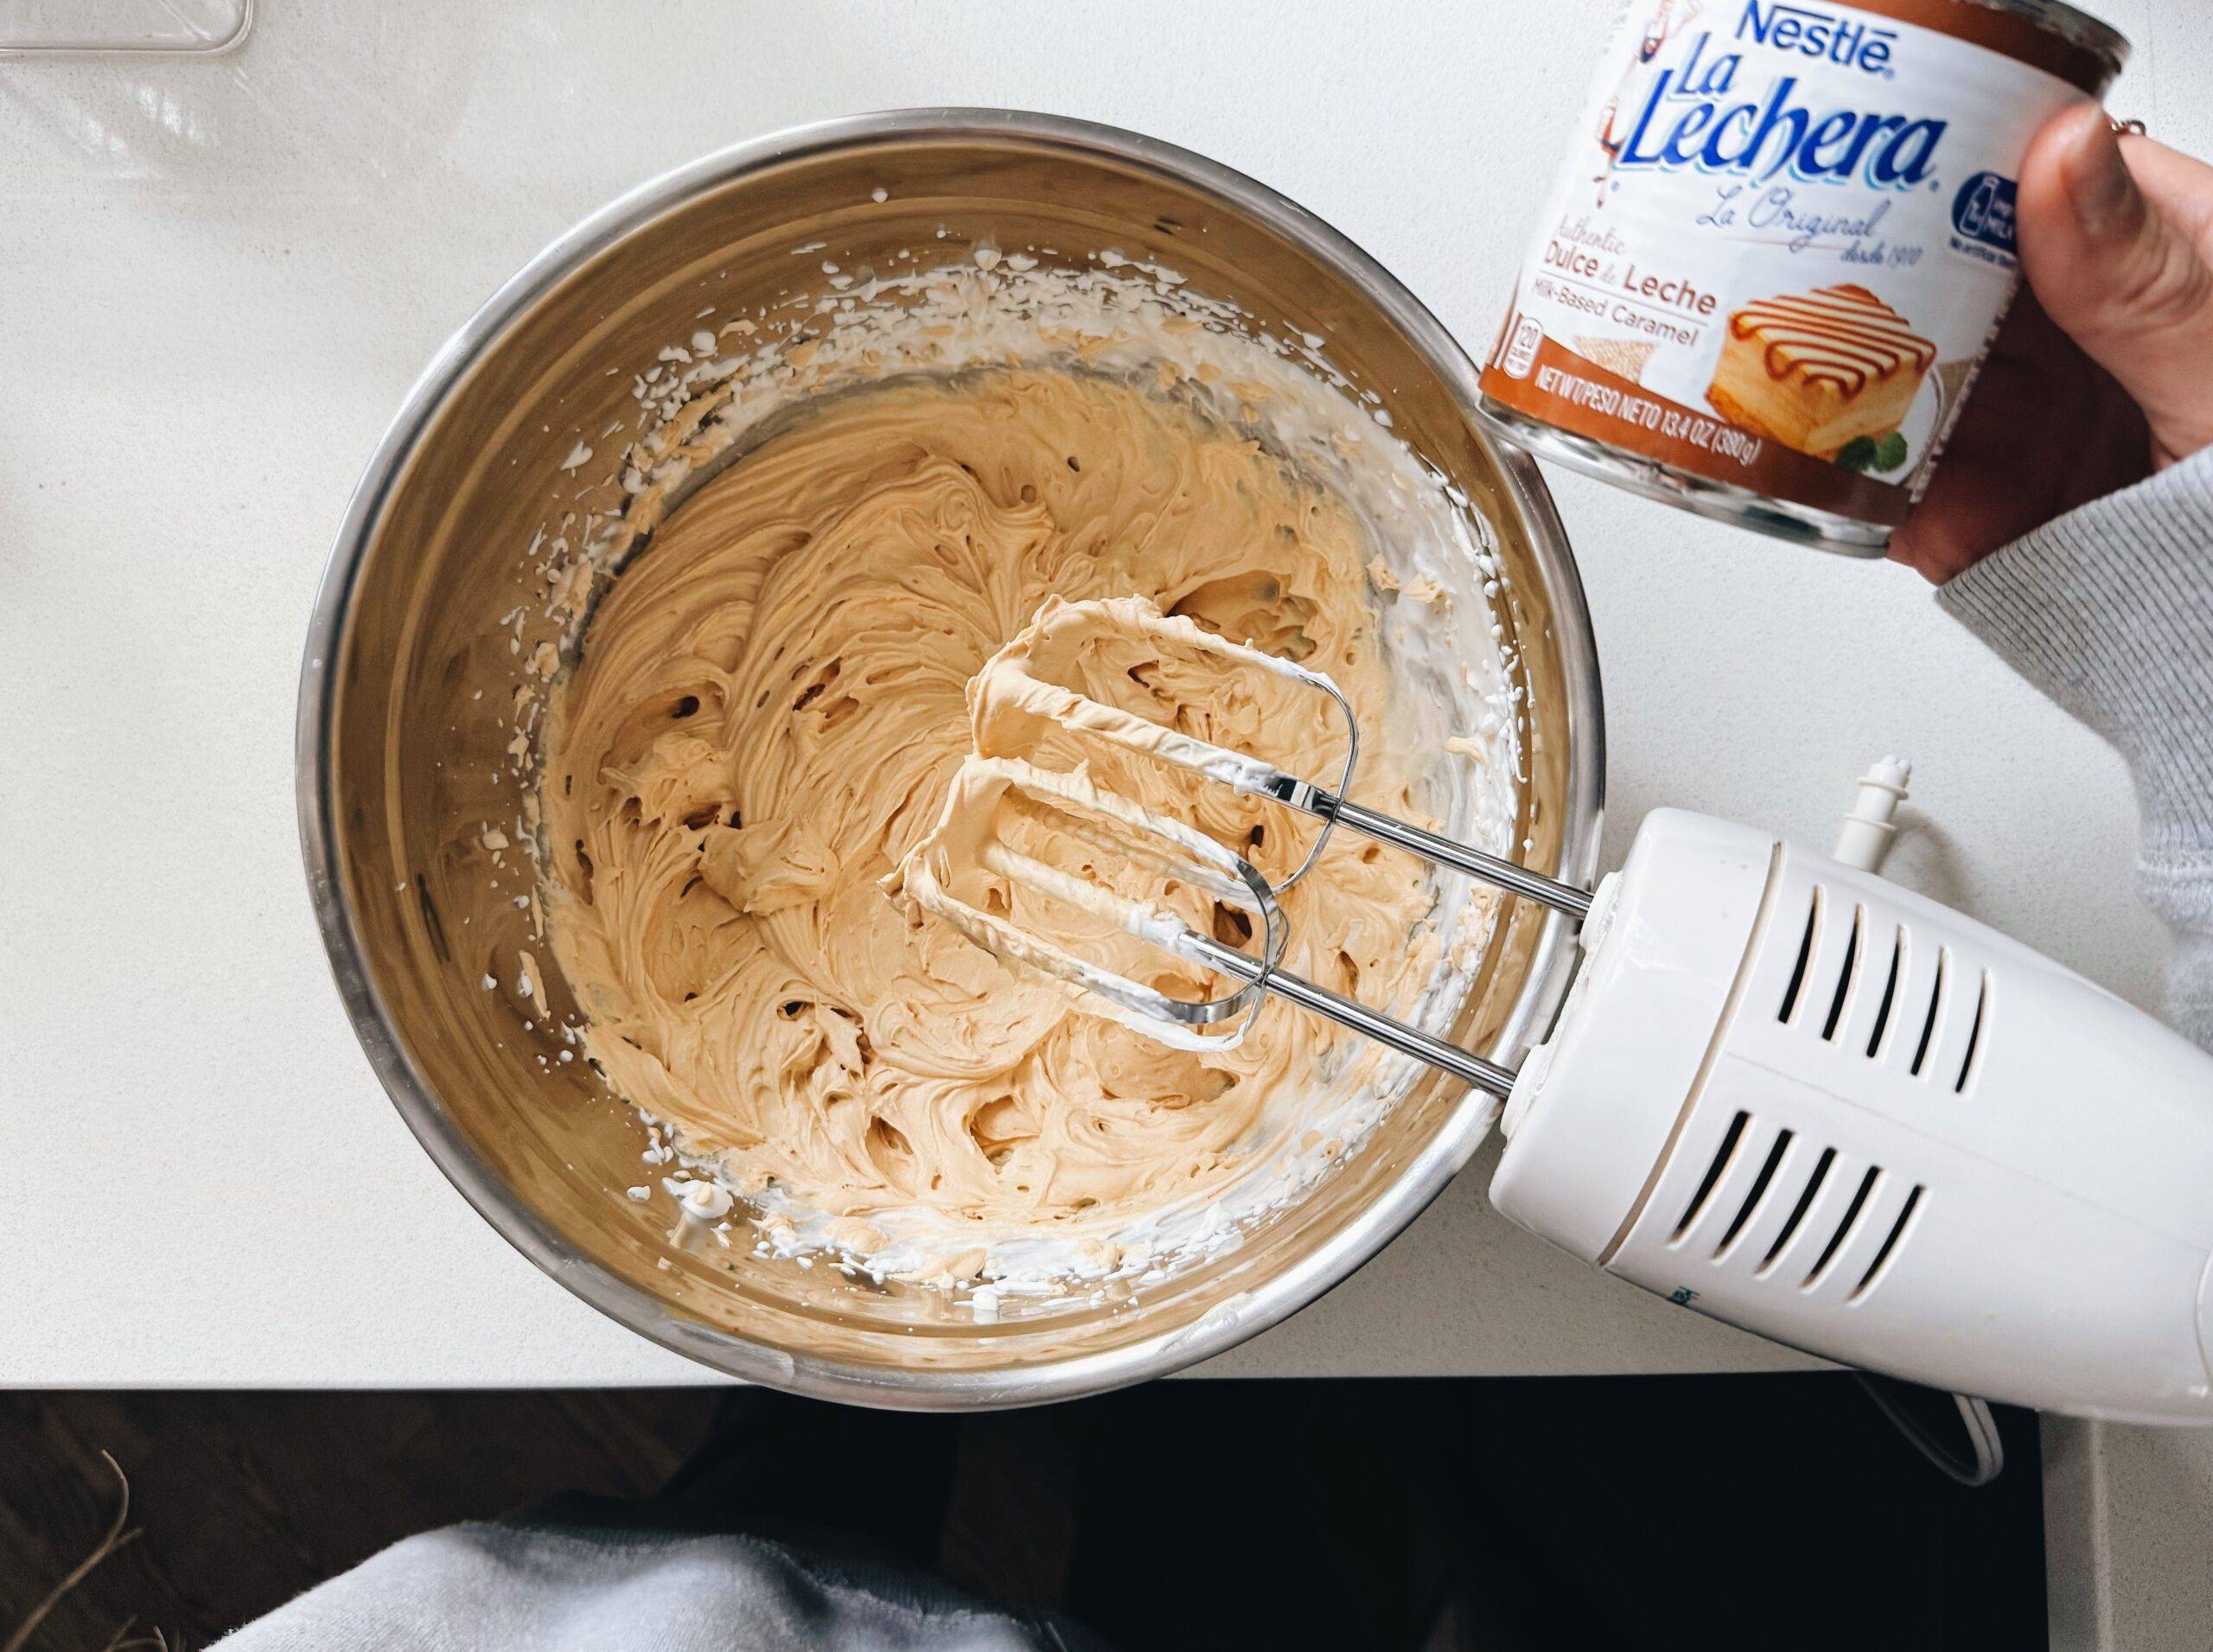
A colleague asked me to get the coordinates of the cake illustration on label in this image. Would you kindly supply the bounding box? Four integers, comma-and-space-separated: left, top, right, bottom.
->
1706, 284, 1937, 464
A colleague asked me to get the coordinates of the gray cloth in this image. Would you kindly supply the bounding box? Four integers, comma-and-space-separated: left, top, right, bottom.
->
1939, 444, 2213, 1046
214, 1521, 1086, 1651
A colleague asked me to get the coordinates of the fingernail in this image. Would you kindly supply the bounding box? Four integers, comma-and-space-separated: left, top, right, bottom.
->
2065, 109, 2138, 233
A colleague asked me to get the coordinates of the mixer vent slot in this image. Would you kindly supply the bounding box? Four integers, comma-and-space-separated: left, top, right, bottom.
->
1673, 1110, 1751, 1241
1909, 948, 1949, 1077
1802, 1166, 1882, 1290
1777, 887, 1822, 1024
1865, 927, 1904, 1057
1955, 973, 1991, 1094
1849, 1185, 1926, 1304
1714, 1129, 1793, 1258
1821, 905, 1865, 1042
1759, 1146, 1835, 1273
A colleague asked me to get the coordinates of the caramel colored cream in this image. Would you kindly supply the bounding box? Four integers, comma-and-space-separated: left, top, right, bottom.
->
541, 369, 1438, 1246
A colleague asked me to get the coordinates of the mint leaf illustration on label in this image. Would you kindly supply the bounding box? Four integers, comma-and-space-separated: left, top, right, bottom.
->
1836, 432, 1910, 475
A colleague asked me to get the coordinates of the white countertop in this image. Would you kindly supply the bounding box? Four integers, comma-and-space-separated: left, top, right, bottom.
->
1, 0, 2203, 1391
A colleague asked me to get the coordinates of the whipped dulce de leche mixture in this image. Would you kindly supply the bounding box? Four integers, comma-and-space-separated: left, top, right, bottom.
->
539, 367, 1451, 1263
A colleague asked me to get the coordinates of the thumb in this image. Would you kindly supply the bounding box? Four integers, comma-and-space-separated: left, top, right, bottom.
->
2018, 104, 2213, 469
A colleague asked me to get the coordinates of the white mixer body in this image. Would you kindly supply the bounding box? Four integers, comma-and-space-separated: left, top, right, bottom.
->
1493, 810, 2213, 1423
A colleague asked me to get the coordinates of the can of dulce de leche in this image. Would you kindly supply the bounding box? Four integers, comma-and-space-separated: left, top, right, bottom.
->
1477, 0, 2127, 553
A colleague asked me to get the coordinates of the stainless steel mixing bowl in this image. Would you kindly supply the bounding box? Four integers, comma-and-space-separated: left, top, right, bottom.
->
298, 110, 1604, 1407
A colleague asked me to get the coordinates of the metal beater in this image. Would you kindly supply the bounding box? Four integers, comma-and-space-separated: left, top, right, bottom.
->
888, 595, 2213, 1427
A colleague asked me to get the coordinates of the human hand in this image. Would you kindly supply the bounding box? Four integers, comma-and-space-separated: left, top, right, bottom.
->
1891, 105, 2213, 584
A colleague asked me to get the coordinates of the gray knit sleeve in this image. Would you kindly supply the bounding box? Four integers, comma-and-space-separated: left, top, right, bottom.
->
1936, 446, 2213, 1044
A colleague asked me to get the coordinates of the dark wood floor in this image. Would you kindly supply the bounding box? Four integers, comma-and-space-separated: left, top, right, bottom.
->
0, 1390, 720, 1649
0, 1377, 2049, 1650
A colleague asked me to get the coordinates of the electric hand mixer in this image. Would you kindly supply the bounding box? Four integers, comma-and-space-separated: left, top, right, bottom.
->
890, 596, 2213, 1426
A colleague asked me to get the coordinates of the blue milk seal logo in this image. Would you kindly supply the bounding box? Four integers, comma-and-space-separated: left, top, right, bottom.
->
1949, 171, 2020, 269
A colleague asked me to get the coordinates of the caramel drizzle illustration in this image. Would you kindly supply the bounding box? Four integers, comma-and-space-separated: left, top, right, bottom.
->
1729, 284, 1937, 397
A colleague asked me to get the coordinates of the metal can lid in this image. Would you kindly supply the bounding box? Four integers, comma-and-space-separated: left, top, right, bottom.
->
1974, 0, 2130, 75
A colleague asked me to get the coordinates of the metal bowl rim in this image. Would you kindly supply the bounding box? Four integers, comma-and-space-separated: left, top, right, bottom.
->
296, 106, 1606, 1409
